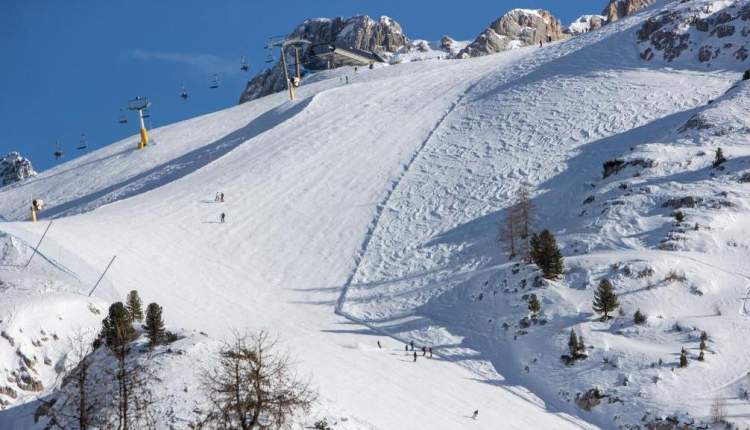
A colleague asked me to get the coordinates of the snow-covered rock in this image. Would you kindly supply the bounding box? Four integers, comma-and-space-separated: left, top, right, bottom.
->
0, 152, 36, 187
565, 15, 606, 35
637, 0, 750, 65
457, 9, 566, 58
603, 0, 656, 23
239, 15, 408, 103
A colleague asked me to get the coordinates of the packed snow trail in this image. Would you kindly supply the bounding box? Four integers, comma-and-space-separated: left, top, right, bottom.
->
0, 45, 591, 429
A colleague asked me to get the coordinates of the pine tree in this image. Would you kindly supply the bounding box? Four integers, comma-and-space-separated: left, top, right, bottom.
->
674, 210, 685, 223
568, 329, 579, 357
634, 309, 646, 325
679, 348, 688, 368
530, 229, 564, 279
700, 331, 708, 342
101, 302, 136, 350
577, 336, 586, 356
698, 350, 705, 361
592, 278, 619, 320
528, 294, 541, 316
144, 303, 165, 347
699, 339, 706, 351
713, 147, 727, 168
126, 290, 144, 322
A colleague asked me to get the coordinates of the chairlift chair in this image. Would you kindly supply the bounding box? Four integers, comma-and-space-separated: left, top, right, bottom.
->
264, 50, 275, 64
209, 74, 220, 89
180, 85, 189, 100
53, 142, 64, 160
118, 108, 128, 124
76, 133, 88, 150
240, 56, 249, 72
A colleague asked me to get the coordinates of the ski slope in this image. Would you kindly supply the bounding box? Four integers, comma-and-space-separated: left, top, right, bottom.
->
0, 35, 589, 430
2, 0, 750, 428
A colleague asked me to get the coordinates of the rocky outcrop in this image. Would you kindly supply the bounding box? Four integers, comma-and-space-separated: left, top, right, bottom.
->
637, 2, 750, 65
602, 0, 656, 23
457, 9, 565, 58
239, 15, 408, 103
566, 15, 606, 35
0, 152, 36, 187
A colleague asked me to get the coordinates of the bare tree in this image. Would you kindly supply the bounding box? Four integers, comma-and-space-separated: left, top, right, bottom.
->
710, 396, 727, 424
38, 330, 103, 430
501, 187, 535, 261
199, 330, 316, 429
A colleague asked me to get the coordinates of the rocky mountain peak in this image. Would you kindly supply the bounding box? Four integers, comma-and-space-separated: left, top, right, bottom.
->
239, 15, 408, 103
457, 9, 566, 58
602, 0, 656, 22
0, 152, 36, 187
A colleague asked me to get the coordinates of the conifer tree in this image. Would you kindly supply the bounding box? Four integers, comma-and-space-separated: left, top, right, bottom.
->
568, 329, 579, 357
713, 147, 727, 168
592, 278, 619, 320
101, 302, 136, 350
634, 309, 646, 325
530, 229, 564, 279
577, 336, 586, 356
700, 331, 708, 342
126, 290, 144, 322
144, 303, 166, 347
680, 348, 688, 368
699, 339, 706, 351
528, 294, 541, 316
698, 350, 705, 361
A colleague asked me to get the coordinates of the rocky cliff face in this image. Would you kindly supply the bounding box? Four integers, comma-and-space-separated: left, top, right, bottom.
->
602, 0, 656, 23
0, 152, 36, 187
637, 0, 750, 65
239, 15, 408, 103
457, 9, 565, 58
565, 15, 606, 35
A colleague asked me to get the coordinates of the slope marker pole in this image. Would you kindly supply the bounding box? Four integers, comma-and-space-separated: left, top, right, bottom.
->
88, 255, 116, 297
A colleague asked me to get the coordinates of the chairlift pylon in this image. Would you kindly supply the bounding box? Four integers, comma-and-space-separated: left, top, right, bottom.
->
76, 133, 88, 150
209, 74, 220, 89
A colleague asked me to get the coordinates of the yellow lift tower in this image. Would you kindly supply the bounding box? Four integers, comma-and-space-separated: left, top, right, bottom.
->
128, 96, 152, 149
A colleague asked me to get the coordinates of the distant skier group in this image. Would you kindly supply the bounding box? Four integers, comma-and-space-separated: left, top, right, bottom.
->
399, 340, 433, 362
213, 192, 226, 223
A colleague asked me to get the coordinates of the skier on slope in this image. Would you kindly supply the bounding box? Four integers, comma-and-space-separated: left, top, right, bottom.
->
428, 347, 433, 358
410, 340, 414, 350
413, 351, 417, 362
422, 346, 426, 356
220, 212, 226, 223
472, 410, 479, 419
377, 340, 382, 349
220, 192, 224, 202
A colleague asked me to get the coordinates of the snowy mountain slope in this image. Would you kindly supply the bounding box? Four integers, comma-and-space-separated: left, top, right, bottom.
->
2, 0, 750, 428
0, 44, 590, 428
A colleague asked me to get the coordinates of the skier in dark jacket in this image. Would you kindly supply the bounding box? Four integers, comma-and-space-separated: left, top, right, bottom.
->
220, 212, 226, 223
413, 351, 417, 362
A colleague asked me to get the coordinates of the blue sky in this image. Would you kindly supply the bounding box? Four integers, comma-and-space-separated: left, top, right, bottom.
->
1, 0, 594, 171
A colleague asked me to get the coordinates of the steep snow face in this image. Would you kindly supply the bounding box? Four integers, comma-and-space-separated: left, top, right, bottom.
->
637, 0, 750, 66
458, 8, 566, 58
603, 0, 657, 23
566, 15, 607, 35
0, 152, 36, 187
239, 15, 408, 103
